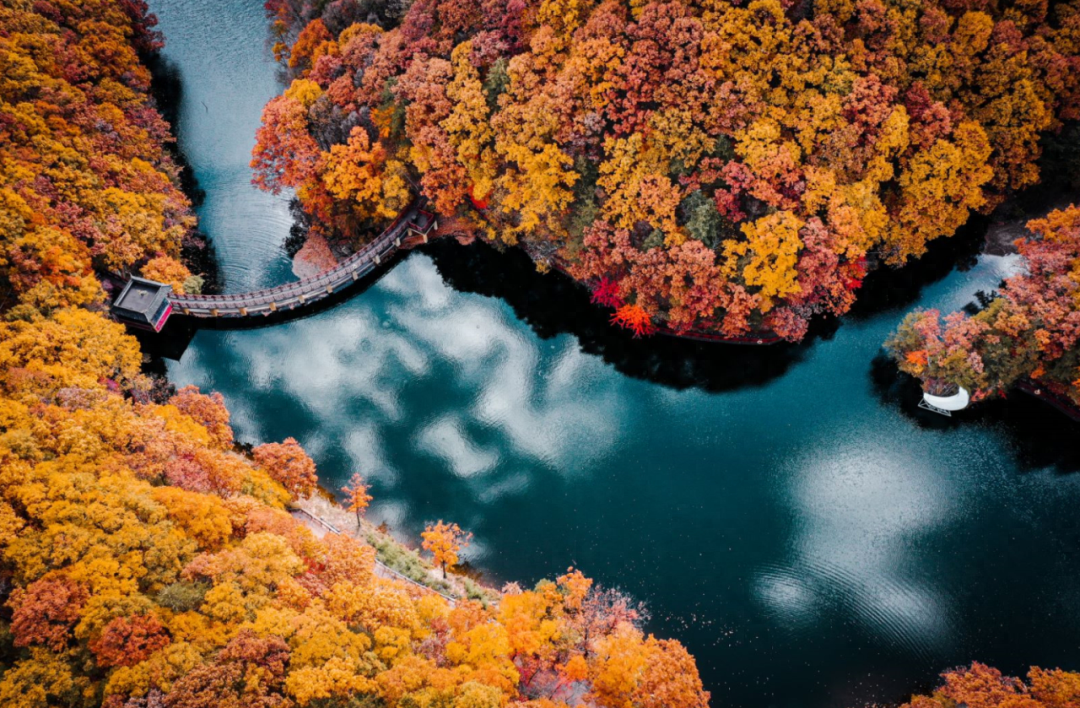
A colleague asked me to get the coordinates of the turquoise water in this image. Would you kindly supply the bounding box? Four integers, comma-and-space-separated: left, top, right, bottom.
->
152, 2, 1080, 706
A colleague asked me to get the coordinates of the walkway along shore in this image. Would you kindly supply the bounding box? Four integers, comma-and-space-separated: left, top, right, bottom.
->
289, 505, 461, 606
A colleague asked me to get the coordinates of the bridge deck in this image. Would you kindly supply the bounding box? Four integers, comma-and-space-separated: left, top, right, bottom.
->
169, 200, 434, 319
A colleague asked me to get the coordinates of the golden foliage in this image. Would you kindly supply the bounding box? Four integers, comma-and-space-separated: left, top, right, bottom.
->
253, 0, 1080, 339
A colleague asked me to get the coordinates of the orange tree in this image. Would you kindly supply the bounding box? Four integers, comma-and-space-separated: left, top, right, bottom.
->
0, 0, 202, 318
253, 0, 1080, 341
421, 520, 473, 578
253, 437, 319, 498
900, 662, 1080, 708
0, 4, 714, 708
887, 205, 1080, 406
341, 472, 373, 526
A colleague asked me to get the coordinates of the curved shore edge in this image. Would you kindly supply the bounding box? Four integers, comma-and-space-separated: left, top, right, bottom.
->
0, 3, 713, 707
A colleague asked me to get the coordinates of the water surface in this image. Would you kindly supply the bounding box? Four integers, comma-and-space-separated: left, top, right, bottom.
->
152, 2, 1080, 706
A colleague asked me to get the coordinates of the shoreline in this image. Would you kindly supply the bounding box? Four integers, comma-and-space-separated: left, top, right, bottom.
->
142, 47, 223, 296
288, 498, 499, 606
1016, 380, 1080, 423
131, 38, 505, 597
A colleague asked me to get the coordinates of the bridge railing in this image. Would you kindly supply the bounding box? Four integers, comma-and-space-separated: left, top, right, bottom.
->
170, 200, 430, 318
289, 507, 458, 605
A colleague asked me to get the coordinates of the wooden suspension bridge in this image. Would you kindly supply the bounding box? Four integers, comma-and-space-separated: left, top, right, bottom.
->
112, 192, 782, 345
111, 199, 437, 331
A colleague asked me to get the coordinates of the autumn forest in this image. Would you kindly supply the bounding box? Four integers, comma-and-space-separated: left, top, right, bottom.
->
2, 0, 1080, 705
253, 0, 1080, 405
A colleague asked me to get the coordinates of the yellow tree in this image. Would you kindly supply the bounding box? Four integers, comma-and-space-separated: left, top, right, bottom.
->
320, 126, 408, 222
724, 211, 804, 309
497, 142, 580, 243
588, 623, 652, 708
443, 42, 498, 203
885, 121, 993, 263
492, 57, 579, 242
421, 521, 472, 578
597, 133, 682, 243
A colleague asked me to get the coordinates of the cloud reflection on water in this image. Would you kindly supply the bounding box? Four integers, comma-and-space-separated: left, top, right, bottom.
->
153, 0, 1080, 698
387, 257, 626, 471
757, 437, 963, 660
170, 253, 628, 513
417, 415, 500, 478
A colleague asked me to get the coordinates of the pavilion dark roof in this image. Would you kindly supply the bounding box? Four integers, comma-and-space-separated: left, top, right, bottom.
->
111, 277, 172, 326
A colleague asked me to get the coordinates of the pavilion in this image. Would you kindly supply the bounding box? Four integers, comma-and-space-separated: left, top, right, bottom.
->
110, 277, 174, 332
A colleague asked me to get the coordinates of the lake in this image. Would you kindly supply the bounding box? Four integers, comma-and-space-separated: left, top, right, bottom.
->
150, 2, 1080, 706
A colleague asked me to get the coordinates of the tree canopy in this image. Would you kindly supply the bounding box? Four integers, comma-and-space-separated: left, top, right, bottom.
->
900, 662, 1080, 708
0, 3, 712, 707
0, 0, 203, 319
253, 0, 1080, 340
887, 204, 1080, 406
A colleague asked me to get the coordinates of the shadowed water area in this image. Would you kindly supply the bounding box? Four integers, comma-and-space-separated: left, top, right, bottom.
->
150, 2, 1080, 706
